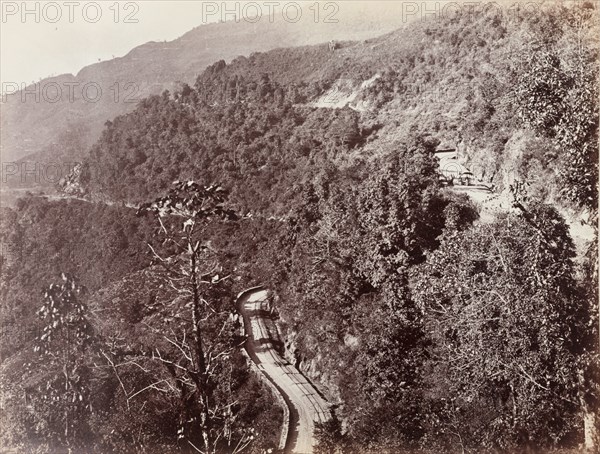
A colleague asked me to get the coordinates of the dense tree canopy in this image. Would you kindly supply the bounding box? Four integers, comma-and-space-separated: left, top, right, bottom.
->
411, 206, 585, 451
1, 3, 597, 453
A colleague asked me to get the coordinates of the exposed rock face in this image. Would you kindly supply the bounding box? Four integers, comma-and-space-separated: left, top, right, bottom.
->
310, 74, 381, 111
57, 163, 86, 197
279, 323, 342, 406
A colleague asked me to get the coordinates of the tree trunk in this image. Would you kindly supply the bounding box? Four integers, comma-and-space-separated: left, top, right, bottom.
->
579, 369, 599, 453
190, 252, 212, 453
582, 400, 598, 453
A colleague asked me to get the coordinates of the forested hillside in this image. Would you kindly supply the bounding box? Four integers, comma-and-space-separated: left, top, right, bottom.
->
73, 2, 597, 215
1, 2, 407, 165
1, 3, 598, 454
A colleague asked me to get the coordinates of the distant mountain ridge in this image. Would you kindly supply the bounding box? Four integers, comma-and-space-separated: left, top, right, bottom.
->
1, 2, 409, 164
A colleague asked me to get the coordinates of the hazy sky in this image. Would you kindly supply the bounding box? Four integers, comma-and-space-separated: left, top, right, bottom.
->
1, 1, 222, 84
1, 0, 529, 85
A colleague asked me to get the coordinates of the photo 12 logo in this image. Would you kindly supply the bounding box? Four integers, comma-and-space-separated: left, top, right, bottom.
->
399, 1, 542, 23
1, 1, 140, 24
1, 160, 121, 186
2, 161, 84, 185
1, 81, 140, 104
201, 1, 340, 24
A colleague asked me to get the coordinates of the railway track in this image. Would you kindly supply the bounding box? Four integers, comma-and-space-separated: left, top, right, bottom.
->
237, 288, 331, 454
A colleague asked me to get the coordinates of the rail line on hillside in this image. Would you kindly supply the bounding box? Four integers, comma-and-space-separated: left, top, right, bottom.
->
236, 288, 330, 454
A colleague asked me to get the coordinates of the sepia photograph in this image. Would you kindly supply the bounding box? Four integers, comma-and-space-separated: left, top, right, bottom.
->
0, 1, 598, 453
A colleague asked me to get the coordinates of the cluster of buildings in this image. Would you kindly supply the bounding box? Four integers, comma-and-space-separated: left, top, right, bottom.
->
435, 148, 478, 187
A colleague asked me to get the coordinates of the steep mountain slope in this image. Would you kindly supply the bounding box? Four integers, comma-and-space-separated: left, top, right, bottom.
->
1, 4, 597, 453
1, 2, 409, 164
76, 3, 597, 217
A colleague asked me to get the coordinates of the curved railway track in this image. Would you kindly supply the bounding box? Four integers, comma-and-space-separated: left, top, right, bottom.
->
237, 288, 330, 454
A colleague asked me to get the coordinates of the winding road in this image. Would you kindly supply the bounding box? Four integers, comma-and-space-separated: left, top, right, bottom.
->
237, 288, 330, 454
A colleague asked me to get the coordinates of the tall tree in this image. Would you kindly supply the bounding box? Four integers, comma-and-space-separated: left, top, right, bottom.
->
33, 273, 94, 451
132, 181, 254, 454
